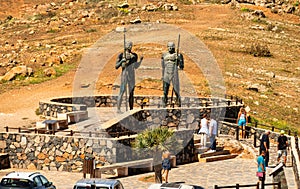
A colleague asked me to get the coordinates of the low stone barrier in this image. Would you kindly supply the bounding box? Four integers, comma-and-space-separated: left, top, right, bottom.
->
0, 130, 194, 172
39, 95, 241, 119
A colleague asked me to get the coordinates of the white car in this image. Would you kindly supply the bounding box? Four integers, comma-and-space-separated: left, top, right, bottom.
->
0, 172, 56, 189
148, 183, 195, 189
73, 179, 124, 189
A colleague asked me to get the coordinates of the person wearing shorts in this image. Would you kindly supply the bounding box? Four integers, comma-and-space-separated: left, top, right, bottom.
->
162, 151, 171, 183
257, 150, 266, 182
277, 130, 288, 166
237, 107, 248, 138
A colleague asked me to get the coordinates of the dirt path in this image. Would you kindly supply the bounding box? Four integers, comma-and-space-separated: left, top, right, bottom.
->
0, 71, 75, 130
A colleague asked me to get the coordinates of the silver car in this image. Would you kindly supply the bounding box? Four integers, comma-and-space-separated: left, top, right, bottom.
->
73, 179, 124, 189
148, 183, 195, 189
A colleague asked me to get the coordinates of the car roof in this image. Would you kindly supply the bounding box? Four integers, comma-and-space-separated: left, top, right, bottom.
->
2, 172, 41, 181
75, 179, 120, 187
148, 183, 195, 189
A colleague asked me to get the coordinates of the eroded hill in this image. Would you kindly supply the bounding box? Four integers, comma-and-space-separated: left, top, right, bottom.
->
0, 0, 299, 132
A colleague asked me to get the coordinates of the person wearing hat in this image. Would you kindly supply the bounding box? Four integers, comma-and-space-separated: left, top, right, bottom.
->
277, 130, 288, 166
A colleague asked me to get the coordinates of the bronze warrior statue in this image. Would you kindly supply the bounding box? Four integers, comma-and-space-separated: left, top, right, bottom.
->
161, 41, 184, 107
115, 41, 143, 113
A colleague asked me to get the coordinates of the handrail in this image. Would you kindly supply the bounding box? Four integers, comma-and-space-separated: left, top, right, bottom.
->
220, 117, 295, 137
5, 115, 296, 139
214, 182, 281, 189
4, 126, 136, 138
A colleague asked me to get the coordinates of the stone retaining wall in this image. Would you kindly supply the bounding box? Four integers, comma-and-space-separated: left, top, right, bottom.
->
0, 130, 195, 172
39, 95, 240, 118
104, 106, 240, 137
0, 133, 116, 172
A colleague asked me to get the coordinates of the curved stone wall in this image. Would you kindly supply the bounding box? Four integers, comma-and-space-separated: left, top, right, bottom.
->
39, 95, 241, 118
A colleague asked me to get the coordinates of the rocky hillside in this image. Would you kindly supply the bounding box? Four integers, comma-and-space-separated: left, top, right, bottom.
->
0, 0, 299, 131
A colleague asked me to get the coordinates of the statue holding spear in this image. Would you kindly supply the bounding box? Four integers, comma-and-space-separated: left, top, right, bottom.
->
115, 28, 143, 113
161, 35, 184, 107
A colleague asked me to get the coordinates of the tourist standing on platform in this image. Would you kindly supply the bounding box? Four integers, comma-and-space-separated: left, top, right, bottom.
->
208, 115, 218, 152
198, 114, 209, 148
257, 150, 266, 182
260, 130, 270, 167
277, 130, 288, 166
162, 151, 171, 183
236, 107, 248, 138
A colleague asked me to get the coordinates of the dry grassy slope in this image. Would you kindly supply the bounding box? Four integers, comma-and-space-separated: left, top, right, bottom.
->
0, 0, 299, 132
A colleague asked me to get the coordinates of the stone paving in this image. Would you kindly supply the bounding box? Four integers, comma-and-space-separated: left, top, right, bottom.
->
0, 134, 297, 189
0, 107, 297, 189
0, 157, 286, 189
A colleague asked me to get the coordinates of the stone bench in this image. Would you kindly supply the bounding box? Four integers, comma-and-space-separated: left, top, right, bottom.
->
34, 118, 68, 134
67, 110, 88, 123
94, 155, 176, 178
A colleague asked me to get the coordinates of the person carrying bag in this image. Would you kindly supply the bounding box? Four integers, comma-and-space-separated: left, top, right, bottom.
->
257, 150, 266, 182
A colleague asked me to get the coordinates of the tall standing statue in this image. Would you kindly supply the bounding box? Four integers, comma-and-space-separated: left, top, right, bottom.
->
115, 41, 143, 113
161, 40, 184, 107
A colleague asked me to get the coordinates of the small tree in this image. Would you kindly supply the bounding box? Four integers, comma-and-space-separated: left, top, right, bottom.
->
134, 127, 179, 183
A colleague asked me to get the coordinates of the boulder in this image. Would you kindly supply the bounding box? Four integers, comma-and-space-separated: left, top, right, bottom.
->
252, 10, 266, 17
1, 65, 28, 81
0, 67, 6, 76
118, 2, 129, 8
43, 67, 56, 77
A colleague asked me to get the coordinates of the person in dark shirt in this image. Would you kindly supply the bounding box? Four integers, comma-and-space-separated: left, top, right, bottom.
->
277, 130, 288, 166
259, 130, 270, 167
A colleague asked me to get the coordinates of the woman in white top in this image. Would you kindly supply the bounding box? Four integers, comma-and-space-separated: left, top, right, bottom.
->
198, 114, 209, 148
237, 107, 248, 138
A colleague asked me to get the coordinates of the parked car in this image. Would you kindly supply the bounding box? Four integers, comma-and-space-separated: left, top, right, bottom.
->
0, 172, 56, 189
148, 182, 195, 189
73, 178, 124, 189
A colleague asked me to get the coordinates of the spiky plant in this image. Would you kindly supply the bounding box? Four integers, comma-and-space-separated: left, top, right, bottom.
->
134, 127, 181, 183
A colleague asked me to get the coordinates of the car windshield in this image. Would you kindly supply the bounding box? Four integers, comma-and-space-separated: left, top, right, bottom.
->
1, 178, 32, 187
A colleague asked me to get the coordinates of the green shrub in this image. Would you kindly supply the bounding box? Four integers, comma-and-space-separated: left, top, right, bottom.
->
241, 7, 251, 12
86, 28, 97, 33
118, 8, 130, 14
252, 18, 267, 25
47, 28, 59, 33
35, 108, 41, 115
248, 43, 272, 57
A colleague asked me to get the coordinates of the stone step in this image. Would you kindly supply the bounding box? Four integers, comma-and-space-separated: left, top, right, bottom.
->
199, 150, 230, 158
194, 143, 223, 151
198, 154, 238, 163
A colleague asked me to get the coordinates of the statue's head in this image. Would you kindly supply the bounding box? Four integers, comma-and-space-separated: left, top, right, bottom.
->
125, 41, 133, 51
167, 42, 175, 52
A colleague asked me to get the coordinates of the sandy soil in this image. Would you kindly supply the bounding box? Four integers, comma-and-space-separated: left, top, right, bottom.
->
0, 1, 299, 131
